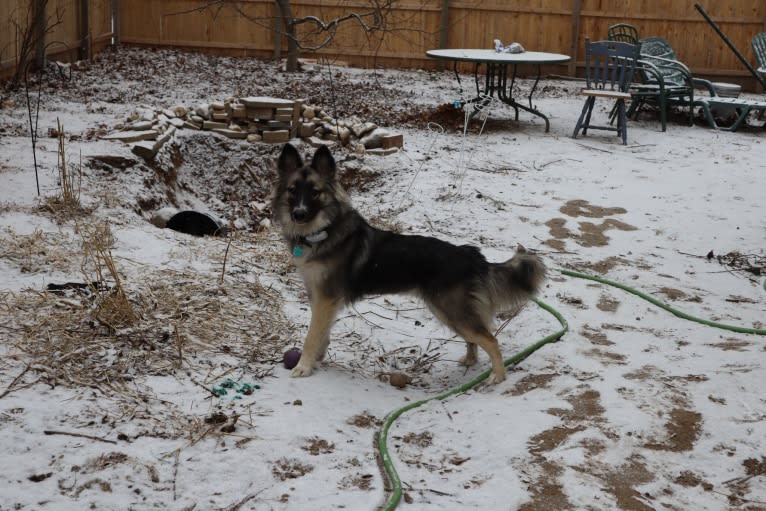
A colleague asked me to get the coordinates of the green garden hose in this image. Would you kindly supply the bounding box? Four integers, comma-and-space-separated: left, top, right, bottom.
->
377, 298, 568, 511
559, 269, 766, 336
377, 269, 765, 510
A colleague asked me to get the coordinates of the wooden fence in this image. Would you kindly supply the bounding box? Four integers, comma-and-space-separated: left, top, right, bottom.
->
3, 1, 766, 90
1, 0, 114, 81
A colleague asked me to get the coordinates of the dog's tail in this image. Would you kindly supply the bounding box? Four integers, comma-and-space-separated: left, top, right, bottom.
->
487, 245, 546, 311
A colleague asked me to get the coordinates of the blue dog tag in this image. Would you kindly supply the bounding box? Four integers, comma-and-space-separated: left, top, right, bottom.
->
293, 245, 304, 257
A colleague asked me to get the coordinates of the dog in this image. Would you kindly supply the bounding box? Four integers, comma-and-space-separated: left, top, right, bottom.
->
272, 143, 546, 384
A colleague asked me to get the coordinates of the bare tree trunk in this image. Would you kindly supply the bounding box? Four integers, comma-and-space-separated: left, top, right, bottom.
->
275, 0, 298, 71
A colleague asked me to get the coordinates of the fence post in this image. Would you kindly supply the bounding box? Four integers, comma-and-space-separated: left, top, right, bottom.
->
34, 0, 46, 69
568, 0, 582, 77
273, 0, 282, 60
437, 0, 449, 70
112, 0, 120, 45
80, 0, 90, 60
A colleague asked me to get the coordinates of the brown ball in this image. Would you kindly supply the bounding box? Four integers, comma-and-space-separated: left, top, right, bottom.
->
389, 372, 411, 389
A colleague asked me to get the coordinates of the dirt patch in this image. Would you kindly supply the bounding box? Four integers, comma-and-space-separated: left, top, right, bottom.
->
580, 325, 614, 346
400, 101, 537, 133
706, 339, 753, 352
584, 347, 627, 365
347, 412, 383, 429
272, 458, 313, 481
548, 388, 606, 422
597, 293, 620, 312
600, 458, 656, 511
401, 431, 433, 448
338, 473, 375, 491
302, 437, 335, 455
545, 217, 637, 248
675, 470, 711, 489
545, 200, 637, 248
656, 287, 703, 302
521, 388, 606, 509
560, 199, 627, 218
528, 425, 586, 455
644, 408, 702, 452
576, 256, 633, 274
518, 461, 571, 511
504, 373, 558, 396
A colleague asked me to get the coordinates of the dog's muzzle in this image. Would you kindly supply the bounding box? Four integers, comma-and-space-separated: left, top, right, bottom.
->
291, 206, 310, 223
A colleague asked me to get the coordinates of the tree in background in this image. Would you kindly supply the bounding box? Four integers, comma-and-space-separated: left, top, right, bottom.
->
196, 0, 402, 71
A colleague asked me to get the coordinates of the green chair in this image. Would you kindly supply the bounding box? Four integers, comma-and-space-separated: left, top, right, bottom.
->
626, 36, 716, 131
607, 23, 639, 45
628, 37, 716, 131
753, 32, 766, 68
753, 32, 766, 86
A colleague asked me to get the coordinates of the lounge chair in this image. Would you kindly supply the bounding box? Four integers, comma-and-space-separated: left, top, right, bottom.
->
626, 36, 717, 131
753, 32, 766, 85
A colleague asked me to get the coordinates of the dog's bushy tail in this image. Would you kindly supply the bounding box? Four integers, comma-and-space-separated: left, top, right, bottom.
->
487, 246, 546, 311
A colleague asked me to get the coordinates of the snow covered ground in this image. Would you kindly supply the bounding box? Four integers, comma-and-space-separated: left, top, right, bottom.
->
0, 47, 764, 511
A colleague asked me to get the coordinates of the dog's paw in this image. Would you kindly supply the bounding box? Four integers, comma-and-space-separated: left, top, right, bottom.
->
458, 354, 477, 367
486, 370, 506, 385
290, 362, 314, 378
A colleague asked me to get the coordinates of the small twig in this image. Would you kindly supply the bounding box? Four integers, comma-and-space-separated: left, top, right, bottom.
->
43, 429, 117, 444
573, 142, 613, 154
174, 323, 184, 369
190, 377, 218, 398
172, 448, 181, 501
220, 236, 233, 284
218, 490, 264, 511
0, 365, 32, 399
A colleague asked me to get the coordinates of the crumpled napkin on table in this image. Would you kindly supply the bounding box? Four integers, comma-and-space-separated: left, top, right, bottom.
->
493, 39, 525, 53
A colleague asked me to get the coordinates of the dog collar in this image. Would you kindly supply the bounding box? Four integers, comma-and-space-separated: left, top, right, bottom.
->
292, 229, 328, 257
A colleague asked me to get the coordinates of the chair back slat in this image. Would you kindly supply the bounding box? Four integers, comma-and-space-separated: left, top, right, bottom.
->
753, 32, 766, 68
583, 38, 640, 93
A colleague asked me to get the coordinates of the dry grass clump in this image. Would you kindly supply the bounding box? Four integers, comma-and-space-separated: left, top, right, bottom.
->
714, 251, 765, 279
78, 221, 137, 329
1, 265, 294, 395
0, 226, 82, 273
41, 118, 92, 219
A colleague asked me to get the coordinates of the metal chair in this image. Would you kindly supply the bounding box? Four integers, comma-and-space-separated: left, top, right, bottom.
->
753, 32, 766, 89
607, 23, 639, 45
626, 36, 717, 131
573, 39, 640, 145
753, 32, 766, 69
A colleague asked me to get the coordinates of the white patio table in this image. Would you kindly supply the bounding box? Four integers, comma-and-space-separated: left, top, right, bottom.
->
426, 48, 571, 132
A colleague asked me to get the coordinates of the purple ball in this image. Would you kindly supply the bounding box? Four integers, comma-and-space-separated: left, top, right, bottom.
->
283, 348, 302, 369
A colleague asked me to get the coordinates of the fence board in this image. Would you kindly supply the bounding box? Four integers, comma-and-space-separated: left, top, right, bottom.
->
1, 0, 114, 80
4, 1, 765, 90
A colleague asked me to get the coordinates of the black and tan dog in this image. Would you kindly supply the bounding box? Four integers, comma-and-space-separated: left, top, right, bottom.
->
272, 143, 545, 384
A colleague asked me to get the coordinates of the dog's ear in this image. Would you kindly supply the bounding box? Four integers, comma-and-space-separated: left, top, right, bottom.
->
311, 145, 336, 179
278, 143, 303, 176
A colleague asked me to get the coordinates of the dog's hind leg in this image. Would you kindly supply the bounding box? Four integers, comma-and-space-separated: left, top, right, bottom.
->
455, 326, 506, 384
292, 295, 341, 378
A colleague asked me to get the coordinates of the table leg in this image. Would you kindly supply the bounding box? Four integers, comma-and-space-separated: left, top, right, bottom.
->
497, 63, 552, 132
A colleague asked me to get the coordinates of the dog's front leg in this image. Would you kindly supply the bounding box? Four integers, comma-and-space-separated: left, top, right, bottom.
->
291, 295, 341, 377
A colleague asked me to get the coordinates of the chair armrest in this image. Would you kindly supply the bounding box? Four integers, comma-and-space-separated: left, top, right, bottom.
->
639, 56, 694, 90
635, 59, 669, 91
692, 77, 717, 96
